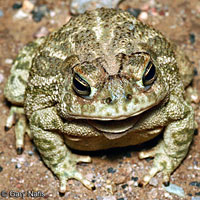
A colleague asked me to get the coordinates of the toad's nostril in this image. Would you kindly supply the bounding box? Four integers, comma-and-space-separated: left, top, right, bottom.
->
106, 97, 112, 104
126, 94, 132, 100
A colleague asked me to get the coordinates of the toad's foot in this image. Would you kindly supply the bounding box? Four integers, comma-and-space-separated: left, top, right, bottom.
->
30, 107, 95, 193
138, 141, 184, 186
53, 153, 94, 193
5, 106, 31, 154
32, 130, 94, 193
138, 104, 195, 186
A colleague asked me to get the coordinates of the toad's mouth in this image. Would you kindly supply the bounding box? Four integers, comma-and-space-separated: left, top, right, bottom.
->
87, 114, 140, 134
87, 115, 140, 139
72, 104, 154, 134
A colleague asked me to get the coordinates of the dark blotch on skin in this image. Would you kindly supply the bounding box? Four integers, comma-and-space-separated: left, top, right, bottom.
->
106, 97, 112, 104
126, 94, 132, 100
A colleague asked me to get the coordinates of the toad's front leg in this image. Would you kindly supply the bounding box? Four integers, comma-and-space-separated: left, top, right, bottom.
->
29, 107, 94, 193
139, 103, 195, 186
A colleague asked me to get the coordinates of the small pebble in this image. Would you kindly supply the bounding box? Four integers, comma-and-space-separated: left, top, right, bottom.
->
28, 150, 34, 156
12, 2, 22, 10
5, 58, 13, 64
107, 167, 116, 174
22, 0, 35, 13
14, 9, 29, 19
189, 33, 196, 44
11, 158, 17, 162
34, 26, 49, 38
141, 3, 150, 11
103, 196, 116, 200
0, 73, 4, 84
85, 172, 94, 180
126, 8, 141, 18
149, 177, 158, 186
70, 0, 121, 15
0, 9, 3, 17
17, 157, 25, 162
193, 160, 198, 165
163, 183, 185, 197
147, 188, 158, 199
164, 192, 172, 198
31, 5, 49, 22
194, 129, 199, 135
121, 184, 128, 189
159, 10, 165, 16
138, 11, 148, 21
131, 176, 138, 181
170, 25, 177, 29
24, 161, 29, 167
49, 10, 56, 17
32, 10, 45, 22
0, 165, 3, 172
192, 197, 200, 200
150, 7, 159, 16
194, 67, 198, 76
19, 179, 24, 184
189, 181, 200, 188
15, 163, 22, 169
97, 196, 103, 200
113, 174, 126, 184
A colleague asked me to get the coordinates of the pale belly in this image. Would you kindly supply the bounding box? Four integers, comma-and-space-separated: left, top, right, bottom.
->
64, 127, 163, 151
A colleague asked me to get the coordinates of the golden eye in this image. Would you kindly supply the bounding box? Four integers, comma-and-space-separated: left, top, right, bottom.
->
142, 61, 157, 87
72, 73, 91, 97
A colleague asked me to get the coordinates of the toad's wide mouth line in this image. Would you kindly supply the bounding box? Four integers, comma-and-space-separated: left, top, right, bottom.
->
67, 105, 156, 134
65, 99, 167, 136
87, 114, 140, 133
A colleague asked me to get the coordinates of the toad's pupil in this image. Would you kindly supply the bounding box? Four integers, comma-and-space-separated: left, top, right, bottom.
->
142, 61, 156, 86
73, 73, 91, 96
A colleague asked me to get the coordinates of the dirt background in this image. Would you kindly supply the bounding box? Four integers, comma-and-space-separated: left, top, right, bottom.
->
0, 0, 199, 200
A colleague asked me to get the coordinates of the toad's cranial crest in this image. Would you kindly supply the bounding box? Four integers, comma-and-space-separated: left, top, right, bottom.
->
4, 8, 196, 193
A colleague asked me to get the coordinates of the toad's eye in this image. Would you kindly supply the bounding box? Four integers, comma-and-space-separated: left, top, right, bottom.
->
142, 61, 157, 87
72, 73, 91, 97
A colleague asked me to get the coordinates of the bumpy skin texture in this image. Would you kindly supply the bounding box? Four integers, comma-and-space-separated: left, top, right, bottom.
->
4, 8, 196, 192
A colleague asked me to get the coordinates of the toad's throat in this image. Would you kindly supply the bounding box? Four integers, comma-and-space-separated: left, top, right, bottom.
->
87, 115, 140, 133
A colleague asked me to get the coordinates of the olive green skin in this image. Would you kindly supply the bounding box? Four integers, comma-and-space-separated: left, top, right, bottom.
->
4, 8, 196, 192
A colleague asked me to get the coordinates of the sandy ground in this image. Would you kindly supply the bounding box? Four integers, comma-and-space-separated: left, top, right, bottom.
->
0, 0, 199, 199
